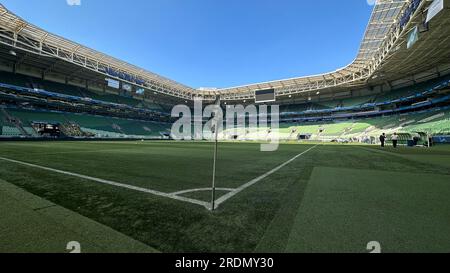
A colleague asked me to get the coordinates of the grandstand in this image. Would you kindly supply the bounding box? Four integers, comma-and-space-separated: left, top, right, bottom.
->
1, 107, 170, 139
1, 1, 450, 142
1, 0, 450, 254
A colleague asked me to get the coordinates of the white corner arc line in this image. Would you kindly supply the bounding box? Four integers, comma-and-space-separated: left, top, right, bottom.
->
214, 145, 318, 208
0, 157, 210, 209
170, 187, 235, 196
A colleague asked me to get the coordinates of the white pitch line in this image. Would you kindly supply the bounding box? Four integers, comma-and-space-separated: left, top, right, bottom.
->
0, 157, 210, 209
170, 187, 235, 196
214, 145, 318, 208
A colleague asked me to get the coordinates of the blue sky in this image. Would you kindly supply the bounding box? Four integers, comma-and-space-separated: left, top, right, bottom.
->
1, 0, 373, 88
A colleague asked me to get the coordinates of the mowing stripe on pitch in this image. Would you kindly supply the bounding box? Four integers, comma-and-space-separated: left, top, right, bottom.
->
214, 145, 318, 208
0, 157, 210, 209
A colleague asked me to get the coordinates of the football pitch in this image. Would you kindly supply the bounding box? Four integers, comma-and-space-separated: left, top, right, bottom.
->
1, 141, 450, 253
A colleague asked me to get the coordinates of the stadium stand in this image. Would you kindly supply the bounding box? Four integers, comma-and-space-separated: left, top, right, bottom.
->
276, 108, 450, 143
340, 95, 375, 108
2, 70, 449, 141
0, 0, 449, 144
2, 107, 170, 139
277, 75, 450, 121
0, 71, 164, 112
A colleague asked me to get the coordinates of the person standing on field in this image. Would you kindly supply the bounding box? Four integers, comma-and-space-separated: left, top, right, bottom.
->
392, 133, 399, 148
380, 133, 386, 147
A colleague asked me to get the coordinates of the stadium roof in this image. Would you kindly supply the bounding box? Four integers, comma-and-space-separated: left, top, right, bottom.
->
0, 0, 447, 101
216, 0, 410, 99
0, 4, 196, 99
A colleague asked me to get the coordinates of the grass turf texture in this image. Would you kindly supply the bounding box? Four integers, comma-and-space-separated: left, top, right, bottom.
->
0, 179, 156, 253
0, 141, 450, 252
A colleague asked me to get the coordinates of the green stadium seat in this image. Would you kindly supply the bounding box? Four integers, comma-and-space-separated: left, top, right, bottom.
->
4, 108, 171, 138
0, 71, 165, 113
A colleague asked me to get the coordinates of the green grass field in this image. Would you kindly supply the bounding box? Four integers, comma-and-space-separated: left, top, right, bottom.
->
1, 141, 450, 253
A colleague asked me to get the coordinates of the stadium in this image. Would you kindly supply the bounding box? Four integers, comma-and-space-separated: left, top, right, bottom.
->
1, 0, 450, 254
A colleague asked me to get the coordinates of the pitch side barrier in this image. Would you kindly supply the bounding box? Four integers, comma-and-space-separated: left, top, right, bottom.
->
433, 135, 450, 144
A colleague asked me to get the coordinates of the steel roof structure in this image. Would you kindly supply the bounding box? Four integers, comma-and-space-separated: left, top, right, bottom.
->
216, 0, 413, 100
0, 0, 448, 102
0, 4, 195, 100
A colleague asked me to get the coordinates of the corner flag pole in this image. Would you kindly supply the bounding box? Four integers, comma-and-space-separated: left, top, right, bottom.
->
211, 96, 221, 211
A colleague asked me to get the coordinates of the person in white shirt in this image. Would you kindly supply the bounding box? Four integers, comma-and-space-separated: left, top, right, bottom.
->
392, 133, 399, 148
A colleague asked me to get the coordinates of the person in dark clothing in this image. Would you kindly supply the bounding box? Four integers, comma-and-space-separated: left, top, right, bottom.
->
380, 133, 386, 147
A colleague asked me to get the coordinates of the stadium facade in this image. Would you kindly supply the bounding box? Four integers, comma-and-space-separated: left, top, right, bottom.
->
0, 0, 450, 143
